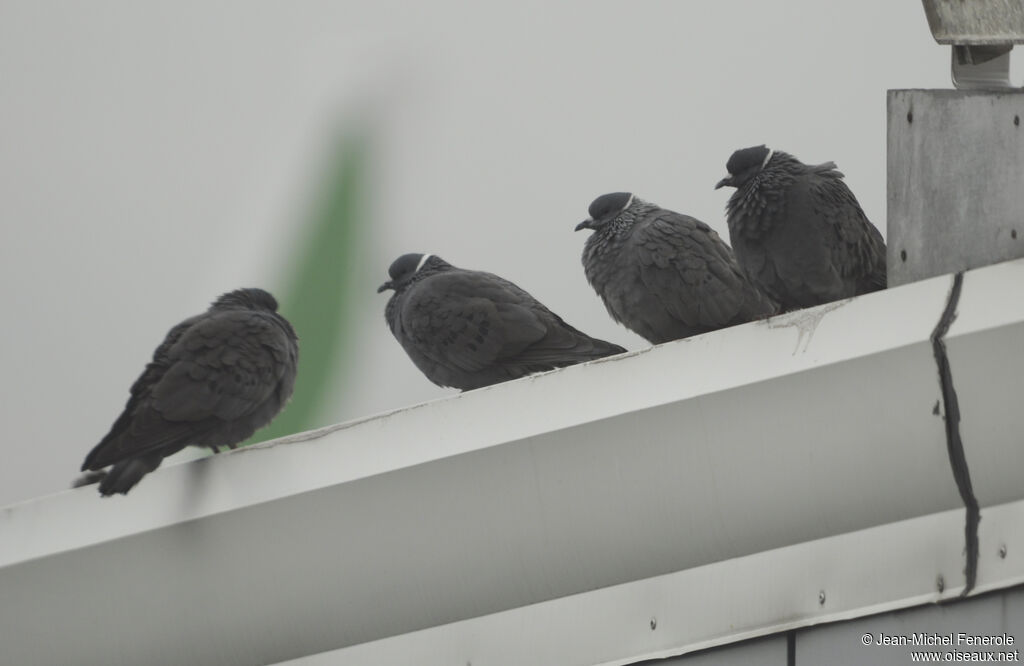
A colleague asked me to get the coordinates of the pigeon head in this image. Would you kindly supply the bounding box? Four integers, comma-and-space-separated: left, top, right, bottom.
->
211, 288, 279, 312
715, 145, 773, 190
377, 253, 448, 293
575, 192, 635, 232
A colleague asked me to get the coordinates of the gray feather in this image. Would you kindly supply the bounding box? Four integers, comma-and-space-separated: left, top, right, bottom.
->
379, 254, 625, 390
719, 146, 886, 310
80, 288, 299, 496
578, 193, 778, 344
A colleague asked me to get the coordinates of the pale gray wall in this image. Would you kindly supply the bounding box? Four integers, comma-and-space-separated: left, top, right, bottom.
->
0, 1, 996, 505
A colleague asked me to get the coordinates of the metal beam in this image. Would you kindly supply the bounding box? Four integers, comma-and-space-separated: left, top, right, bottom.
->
2, 259, 1024, 666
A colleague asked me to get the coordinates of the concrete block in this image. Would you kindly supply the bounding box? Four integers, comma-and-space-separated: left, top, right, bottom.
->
887, 89, 1024, 286
922, 0, 1024, 46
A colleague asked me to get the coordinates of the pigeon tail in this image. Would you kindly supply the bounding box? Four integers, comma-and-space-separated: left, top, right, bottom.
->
98, 454, 165, 496
71, 470, 108, 488
589, 340, 627, 358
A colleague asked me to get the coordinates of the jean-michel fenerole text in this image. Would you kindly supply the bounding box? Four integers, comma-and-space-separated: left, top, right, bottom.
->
874, 633, 1015, 647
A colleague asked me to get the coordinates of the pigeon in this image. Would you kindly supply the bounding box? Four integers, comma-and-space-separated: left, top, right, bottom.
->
80, 288, 299, 496
715, 145, 886, 310
378, 253, 626, 390
576, 192, 779, 344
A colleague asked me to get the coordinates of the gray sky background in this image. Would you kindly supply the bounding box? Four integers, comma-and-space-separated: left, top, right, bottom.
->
0, 1, 995, 506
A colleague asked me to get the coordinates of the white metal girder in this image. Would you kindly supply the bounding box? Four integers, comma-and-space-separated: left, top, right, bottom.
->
2, 259, 1023, 666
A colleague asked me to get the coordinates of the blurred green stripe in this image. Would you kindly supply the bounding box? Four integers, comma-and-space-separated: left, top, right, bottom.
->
245, 127, 368, 445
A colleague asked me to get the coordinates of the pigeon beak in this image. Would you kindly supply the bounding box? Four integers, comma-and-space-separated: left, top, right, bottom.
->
377, 281, 394, 293
575, 218, 594, 232
714, 176, 734, 190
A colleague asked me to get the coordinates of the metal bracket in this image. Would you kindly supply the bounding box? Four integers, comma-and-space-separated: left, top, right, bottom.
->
920, 0, 1024, 89
951, 44, 1013, 89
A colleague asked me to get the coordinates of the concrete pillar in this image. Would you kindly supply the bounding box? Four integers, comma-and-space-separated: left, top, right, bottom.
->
887, 89, 1024, 287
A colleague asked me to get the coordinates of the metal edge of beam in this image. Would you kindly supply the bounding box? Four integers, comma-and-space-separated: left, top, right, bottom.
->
280, 499, 1024, 666
0, 264, 963, 568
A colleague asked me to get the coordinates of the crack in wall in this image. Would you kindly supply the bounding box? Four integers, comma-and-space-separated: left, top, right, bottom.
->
930, 271, 979, 597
